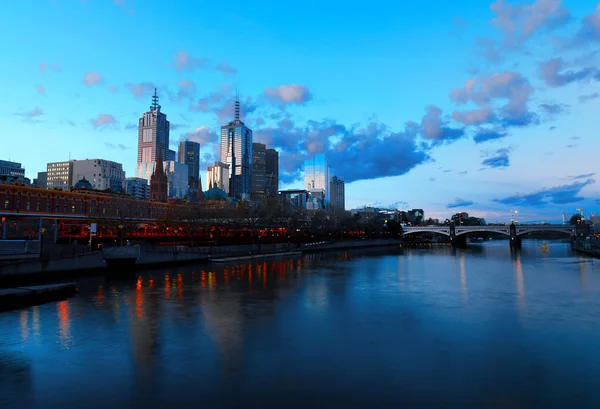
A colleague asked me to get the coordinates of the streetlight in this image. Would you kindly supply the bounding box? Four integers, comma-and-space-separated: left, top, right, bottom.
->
39, 228, 47, 259
118, 224, 124, 246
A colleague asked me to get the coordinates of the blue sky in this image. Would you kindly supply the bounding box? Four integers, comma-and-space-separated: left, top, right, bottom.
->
2, 0, 600, 223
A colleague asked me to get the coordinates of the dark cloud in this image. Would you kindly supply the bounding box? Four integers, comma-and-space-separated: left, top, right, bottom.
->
548, 126, 556, 131
572, 173, 595, 180
579, 92, 599, 103
169, 123, 186, 130
125, 123, 137, 130
189, 84, 258, 123
494, 178, 595, 206
565, 144, 576, 148
481, 147, 511, 168
459, 171, 468, 175
420, 105, 464, 144
447, 198, 474, 209
575, 5, 600, 43
125, 82, 157, 99
473, 129, 507, 143
539, 58, 600, 87
104, 142, 129, 150
539, 102, 569, 118
173, 50, 209, 71
14, 107, 44, 123
179, 126, 218, 145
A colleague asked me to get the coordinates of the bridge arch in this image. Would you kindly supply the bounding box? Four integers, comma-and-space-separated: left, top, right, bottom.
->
402, 229, 450, 237
455, 228, 510, 237
516, 228, 574, 237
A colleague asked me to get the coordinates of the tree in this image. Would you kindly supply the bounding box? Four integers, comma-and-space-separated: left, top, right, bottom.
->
570, 213, 584, 225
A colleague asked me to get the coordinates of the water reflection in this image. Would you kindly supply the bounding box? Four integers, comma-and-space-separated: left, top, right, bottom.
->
512, 249, 526, 317
57, 301, 71, 349
459, 252, 467, 303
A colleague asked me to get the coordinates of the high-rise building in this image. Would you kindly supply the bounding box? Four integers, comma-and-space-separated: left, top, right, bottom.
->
251, 142, 266, 200
34, 171, 47, 189
265, 148, 279, 198
0, 160, 25, 178
163, 161, 189, 198
150, 151, 168, 202
304, 154, 330, 208
125, 177, 149, 200
178, 140, 200, 188
220, 93, 252, 199
206, 162, 230, 193
47, 161, 73, 190
136, 89, 170, 172
167, 149, 176, 161
329, 175, 345, 210
72, 159, 126, 192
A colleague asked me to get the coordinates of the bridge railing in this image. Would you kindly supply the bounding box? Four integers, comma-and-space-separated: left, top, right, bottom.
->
0, 240, 41, 260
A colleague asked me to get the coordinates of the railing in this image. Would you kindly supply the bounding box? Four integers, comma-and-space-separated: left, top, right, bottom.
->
0, 240, 41, 260
102, 246, 140, 260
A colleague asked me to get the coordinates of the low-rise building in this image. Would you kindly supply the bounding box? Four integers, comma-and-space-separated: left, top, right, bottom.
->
47, 161, 73, 191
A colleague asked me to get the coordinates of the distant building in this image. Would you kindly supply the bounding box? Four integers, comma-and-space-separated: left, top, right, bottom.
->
150, 151, 168, 202
265, 148, 279, 198
220, 93, 252, 199
330, 175, 345, 210
163, 161, 189, 198
304, 154, 330, 207
34, 171, 47, 189
72, 159, 125, 192
167, 149, 176, 161
0, 160, 25, 179
251, 142, 266, 200
207, 161, 230, 193
125, 177, 149, 200
46, 161, 73, 190
136, 89, 170, 174
279, 189, 308, 209
399, 209, 425, 225
178, 140, 200, 189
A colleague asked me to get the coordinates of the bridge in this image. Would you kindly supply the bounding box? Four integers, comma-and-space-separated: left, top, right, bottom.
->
402, 224, 577, 248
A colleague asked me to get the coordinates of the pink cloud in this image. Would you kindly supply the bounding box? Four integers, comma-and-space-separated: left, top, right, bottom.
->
91, 114, 118, 129
36, 84, 45, 95
264, 84, 312, 106
83, 72, 104, 86
173, 51, 208, 71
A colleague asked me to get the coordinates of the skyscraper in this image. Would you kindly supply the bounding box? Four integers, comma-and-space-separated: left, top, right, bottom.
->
265, 148, 279, 198
304, 153, 330, 208
220, 93, 252, 199
178, 140, 200, 189
136, 89, 170, 180
330, 175, 345, 210
206, 162, 230, 193
251, 142, 266, 200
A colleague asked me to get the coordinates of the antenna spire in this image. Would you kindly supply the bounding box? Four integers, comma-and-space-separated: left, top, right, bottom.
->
151, 88, 159, 111
234, 89, 240, 121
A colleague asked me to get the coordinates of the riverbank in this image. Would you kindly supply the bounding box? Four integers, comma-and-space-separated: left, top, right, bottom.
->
0, 282, 76, 312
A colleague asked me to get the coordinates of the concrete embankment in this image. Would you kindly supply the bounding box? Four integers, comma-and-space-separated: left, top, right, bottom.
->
0, 283, 76, 312
301, 239, 401, 252
210, 251, 303, 263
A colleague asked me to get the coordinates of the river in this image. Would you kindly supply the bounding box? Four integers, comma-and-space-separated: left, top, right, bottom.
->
1, 240, 600, 409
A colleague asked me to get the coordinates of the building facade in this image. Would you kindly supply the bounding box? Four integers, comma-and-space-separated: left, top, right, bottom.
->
206, 162, 230, 193
178, 140, 200, 188
279, 189, 308, 210
34, 171, 47, 189
47, 161, 74, 190
304, 154, 330, 207
136, 89, 170, 173
163, 161, 189, 199
220, 96, 252, 199
265, 148, 279, 198
0, 160, 25, 178
251, 142, 266, 200
150, 152, 168, 202
329, 175, 345, 210
125, 177, 149, 200
72, 159, 126, 192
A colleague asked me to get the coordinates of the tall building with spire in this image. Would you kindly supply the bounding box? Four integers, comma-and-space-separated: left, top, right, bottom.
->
220, 92, 252, 200
135, 89, 170, 182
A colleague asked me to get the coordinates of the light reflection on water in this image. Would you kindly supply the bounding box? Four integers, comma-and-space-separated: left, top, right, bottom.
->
1, 240, 600, 408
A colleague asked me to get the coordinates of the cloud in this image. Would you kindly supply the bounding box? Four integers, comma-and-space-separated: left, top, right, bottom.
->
91, 114, 118, 129
548, 126, 556, 131
14, 107, 44, 122
539, 58, 600, 87
264, 84, 312, 106
216, 61, 238, 76
539, 102, 569, 117
494, 177, 595, 206
180, 125, 218, 145
112, 0, 135, 16
125, 123, 137, 130
36, 84, 45, 94
169, 79, 196, 102
447, 198, 474, 209
173, 50, 208, 71
428, 177, 436, 182
575, 4, 600, 43
125, 82, 157, 99
450, 71, 536, 127
39, 62, 60, 74
489, 0, 571, 49
189, 84, 258, 123
452, 108, 494, 125
451, 16, 468, 36
459, 171, 468, 175
108, 84, 118, 93
579, 92, 599, 103
170, 123, 186, 130
570, 135, 581, 140
481, 147, 511, 168
83, 72, 104, 86
473, 129, 507, 143
105, 142, 129, 150
420, 105, 464, 144
571, 173, 595, 180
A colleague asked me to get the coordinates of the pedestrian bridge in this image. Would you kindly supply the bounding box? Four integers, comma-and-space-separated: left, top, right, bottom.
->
402, 224, 576, 237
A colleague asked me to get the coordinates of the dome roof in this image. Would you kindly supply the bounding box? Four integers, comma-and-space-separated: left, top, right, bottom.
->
204, 186, 228, 201
73, 177, 93, 190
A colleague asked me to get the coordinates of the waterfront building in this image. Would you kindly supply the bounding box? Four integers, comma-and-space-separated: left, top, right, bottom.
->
125, 177, 149, 200
279, 189, 309, 209
265, 148, 279, 198
207, 161, 230, 194
72, 159, 125, 192
304, 154, 330, 208
178, 140, 200, 189
150, 151, 168, 202
136, 89, 170, 175
329, 175, 345, 210
46, 161, 73, 190
220, 93, 252, 199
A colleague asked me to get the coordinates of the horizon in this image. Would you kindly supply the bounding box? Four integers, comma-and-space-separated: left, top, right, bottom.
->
2, 0, 600, 223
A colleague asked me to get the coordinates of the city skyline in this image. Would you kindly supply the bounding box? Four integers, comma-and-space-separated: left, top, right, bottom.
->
2, 1, 600, 221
